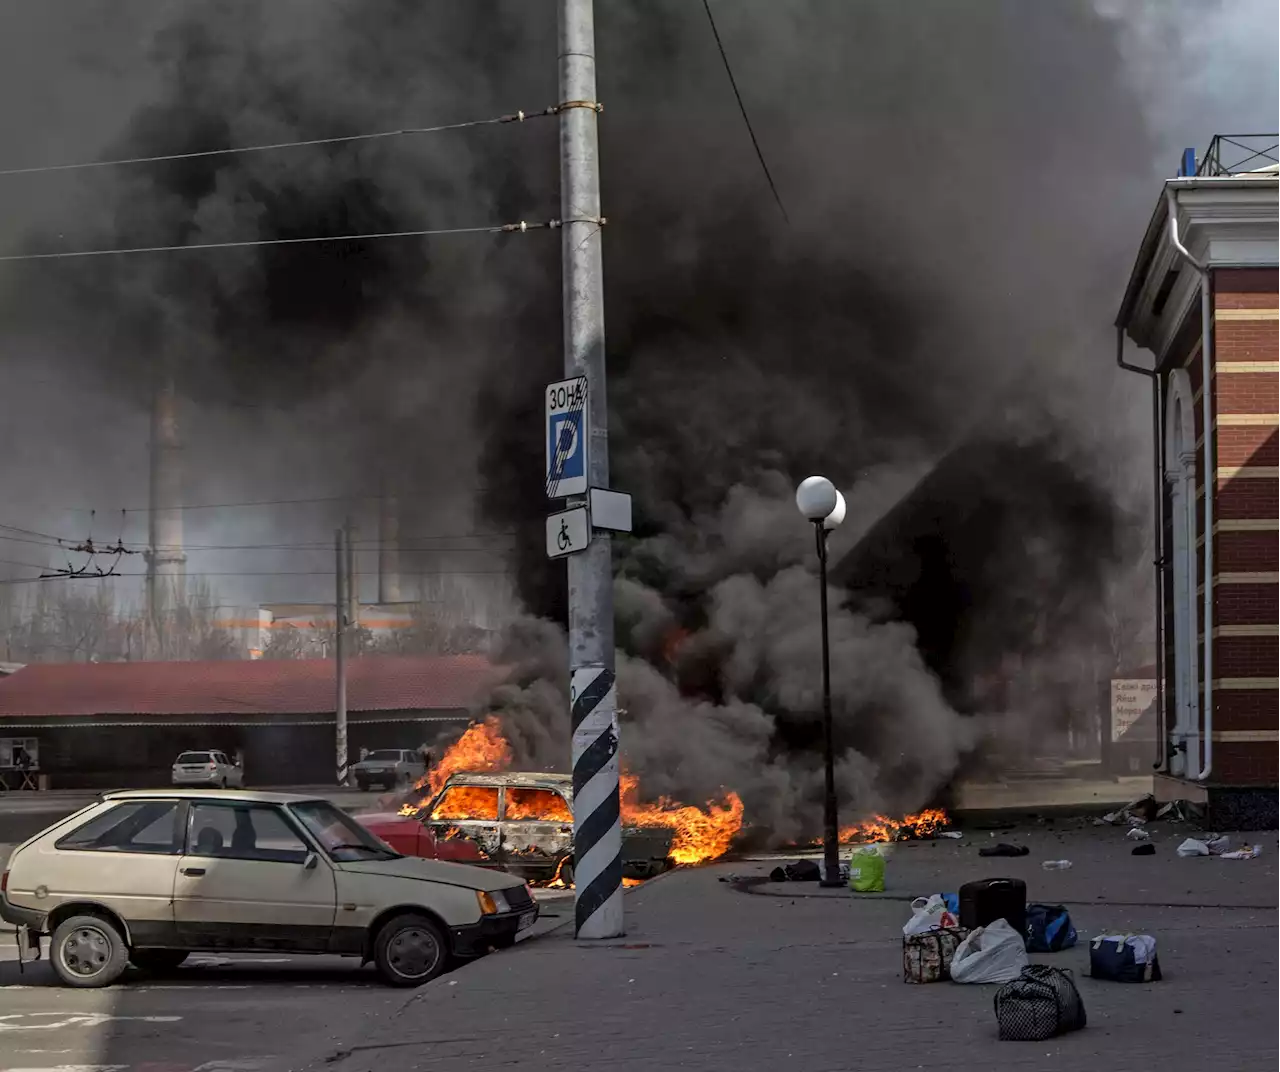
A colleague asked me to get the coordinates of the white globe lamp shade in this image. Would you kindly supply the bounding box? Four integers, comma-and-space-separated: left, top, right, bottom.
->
823, 490, 847, 531
795, 476, 837, 521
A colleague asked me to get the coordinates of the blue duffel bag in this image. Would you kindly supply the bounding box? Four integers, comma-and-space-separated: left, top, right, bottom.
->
1089, 934, 1162, 982
1025, 903, 1078, 953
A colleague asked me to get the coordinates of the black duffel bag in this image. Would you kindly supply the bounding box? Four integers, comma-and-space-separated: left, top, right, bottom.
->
994, 965, 1087, 1041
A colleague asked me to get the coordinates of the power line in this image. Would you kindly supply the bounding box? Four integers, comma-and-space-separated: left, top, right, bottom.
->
73, 568, 514, 578
0, 218, 564, 264
702, 0, 789, 224
0, 106, 559, 178
137, 532, 517, 552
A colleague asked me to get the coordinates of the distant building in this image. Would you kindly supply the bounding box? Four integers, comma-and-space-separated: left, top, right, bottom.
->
0, 655, 502, 789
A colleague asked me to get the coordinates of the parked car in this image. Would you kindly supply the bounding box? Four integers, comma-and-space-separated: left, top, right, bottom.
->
0, 788, 537, 989
358, 771, 675, 884
171, 750, 243, 789
351, 749, 425, 791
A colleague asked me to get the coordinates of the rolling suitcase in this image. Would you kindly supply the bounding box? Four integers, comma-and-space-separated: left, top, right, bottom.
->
959, 877, 1027, 937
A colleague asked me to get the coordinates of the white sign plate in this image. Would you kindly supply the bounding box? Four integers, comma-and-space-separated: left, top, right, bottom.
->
546, 505, 590, 559
545, 376, 589, 498
1110, 678, 1157, 742
589, 488, 633, 532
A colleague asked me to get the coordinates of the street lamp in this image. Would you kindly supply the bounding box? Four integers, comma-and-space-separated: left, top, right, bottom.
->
795, 475, 846, 887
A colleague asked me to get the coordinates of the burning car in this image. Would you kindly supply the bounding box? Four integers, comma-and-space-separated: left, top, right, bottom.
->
359, 771, 676, 884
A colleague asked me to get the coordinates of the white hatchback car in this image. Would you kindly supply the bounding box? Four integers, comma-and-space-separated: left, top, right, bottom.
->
171, 750, 243, 789
0, 789, 537, 988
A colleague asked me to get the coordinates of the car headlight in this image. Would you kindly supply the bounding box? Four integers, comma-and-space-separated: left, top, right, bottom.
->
477, 889, 511, 915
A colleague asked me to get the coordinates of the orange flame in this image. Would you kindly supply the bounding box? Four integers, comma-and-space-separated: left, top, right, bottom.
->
400, 716, 511, 815
620, 774, 745, 865
837, 808, 950, 844
398, 716, 746, 866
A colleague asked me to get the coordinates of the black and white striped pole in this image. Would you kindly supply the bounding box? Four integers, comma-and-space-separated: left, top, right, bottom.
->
795, 477, 847, 888
555, 0, 623, 939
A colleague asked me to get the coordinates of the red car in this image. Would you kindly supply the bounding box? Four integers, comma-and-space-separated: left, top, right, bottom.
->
355, 811, 491, 866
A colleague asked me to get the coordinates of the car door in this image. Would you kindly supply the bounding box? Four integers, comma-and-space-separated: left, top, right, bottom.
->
173, 801, 337, 951
500, 786, 575, 882
424, 783, 503, 867
48, 798, 184, 947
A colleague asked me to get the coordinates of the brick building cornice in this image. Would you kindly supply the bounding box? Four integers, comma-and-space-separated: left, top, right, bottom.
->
1119, 172, 1278, 364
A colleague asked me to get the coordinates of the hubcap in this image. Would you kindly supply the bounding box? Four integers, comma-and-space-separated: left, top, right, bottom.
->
60, 925, 112, 978
387, 926, 440, 979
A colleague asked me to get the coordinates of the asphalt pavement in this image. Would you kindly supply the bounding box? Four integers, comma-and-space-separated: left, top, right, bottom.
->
0, 889, 574, 1072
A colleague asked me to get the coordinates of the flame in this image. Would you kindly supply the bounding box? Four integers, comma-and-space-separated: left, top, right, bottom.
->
430, 785, 499, 821
506, 787, 574, 823
620, 774, 745, 865
837, 808, 950, 843
622, 877, 645, 888
397, 716, 745, 866
400, 716, 512, 814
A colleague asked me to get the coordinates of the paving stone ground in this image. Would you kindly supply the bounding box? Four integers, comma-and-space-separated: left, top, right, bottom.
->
306, 824, 1280, 1072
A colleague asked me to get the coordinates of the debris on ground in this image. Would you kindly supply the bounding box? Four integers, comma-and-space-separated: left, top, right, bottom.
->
995, 965, 1087, 1041
1221, 844, 1264, 860
1041, 859, 1073, 870
1125, 826, 1151, 841
950, 918, 1029, 984
1095, 793, 1158, 826
769, 859, 821, 882
1176, 835, 1231, 857
1089, 933, 1162, 982
937, 831, 964, 839
979, 842, 1030, 858
1131, 843, 1156, 856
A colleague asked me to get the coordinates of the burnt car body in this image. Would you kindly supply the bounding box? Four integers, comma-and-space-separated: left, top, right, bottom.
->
360, 771, 674, 883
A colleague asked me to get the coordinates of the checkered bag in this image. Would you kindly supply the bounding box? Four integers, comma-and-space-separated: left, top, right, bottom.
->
995, 965, 1087, 1041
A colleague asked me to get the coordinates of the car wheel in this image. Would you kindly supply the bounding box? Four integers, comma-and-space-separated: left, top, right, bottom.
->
51, 914, 129, 988
373, 913, 449, 987
559, 860, 575, 887
130, 949, 189, 973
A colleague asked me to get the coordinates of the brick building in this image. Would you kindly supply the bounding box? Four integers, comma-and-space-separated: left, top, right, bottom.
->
1116, 136, 1277, 828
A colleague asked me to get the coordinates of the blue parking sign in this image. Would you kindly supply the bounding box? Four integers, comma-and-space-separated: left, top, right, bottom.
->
545, 376, 589, 497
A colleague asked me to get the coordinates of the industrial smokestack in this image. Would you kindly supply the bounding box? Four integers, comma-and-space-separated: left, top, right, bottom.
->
146, 376, 187, 633
378, 492, 403, 605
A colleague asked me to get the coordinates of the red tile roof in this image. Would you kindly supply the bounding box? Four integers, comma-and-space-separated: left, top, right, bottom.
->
0, 656, 504, 718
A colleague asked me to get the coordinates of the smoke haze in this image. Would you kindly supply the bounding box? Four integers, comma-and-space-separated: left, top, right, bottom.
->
0, 0, 1275, 831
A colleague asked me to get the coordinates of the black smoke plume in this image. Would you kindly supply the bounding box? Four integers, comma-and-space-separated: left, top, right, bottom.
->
0, 0, 1200, 833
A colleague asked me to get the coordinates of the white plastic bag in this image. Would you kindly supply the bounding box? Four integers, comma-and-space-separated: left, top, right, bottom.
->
1177, 838, 1209, 857
949, 918, 1029, 984
903, 894, 958, 937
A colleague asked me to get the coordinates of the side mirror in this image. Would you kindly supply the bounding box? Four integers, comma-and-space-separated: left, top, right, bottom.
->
303, 852, 318, 870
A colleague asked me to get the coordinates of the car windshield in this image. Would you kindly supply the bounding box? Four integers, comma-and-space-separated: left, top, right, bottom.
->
176, 752, 212, 764
364, 750, 403, 762
289, 800, 401, 862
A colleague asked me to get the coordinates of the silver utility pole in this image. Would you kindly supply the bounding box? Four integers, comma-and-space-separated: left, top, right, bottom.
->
560, 0, 622, 939
335, 526, 349, 786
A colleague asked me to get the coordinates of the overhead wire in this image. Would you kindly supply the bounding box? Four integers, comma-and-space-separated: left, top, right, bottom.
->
0, 106, 560, 178
701, 0, 789, 224
0, 219, 567, 263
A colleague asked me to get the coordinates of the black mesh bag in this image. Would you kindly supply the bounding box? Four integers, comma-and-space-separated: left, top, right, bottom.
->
994, 965, 1087, 1041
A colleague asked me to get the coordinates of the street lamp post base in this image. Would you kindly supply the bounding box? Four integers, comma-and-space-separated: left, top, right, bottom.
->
818, 878, 845, 888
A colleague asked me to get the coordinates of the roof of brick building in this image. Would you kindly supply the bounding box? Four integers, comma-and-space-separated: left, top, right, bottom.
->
0, 655, 503, 719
